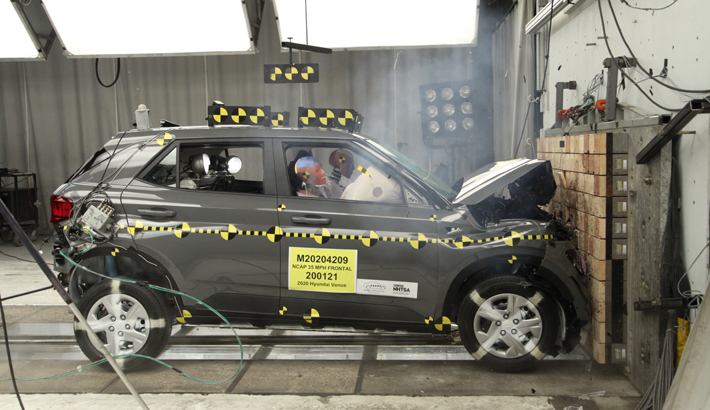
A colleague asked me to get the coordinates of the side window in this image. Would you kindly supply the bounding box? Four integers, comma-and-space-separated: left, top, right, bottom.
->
283, 143, 404, 204
143, 148, 177, 187
141, 143, 264, 194
404, 185, 429, 207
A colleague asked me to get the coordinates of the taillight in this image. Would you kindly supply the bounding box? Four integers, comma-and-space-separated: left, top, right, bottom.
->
50, 195, 73, 223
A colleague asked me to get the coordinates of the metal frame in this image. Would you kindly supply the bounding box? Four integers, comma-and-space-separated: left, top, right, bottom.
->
554, 81, 577, 129
636, 97, 710, 164
542, 115, 671, 138
3, 0, 55, 61
603, 57, 637, 122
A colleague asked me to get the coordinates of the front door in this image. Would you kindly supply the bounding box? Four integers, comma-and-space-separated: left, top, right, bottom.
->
273, 138, 439, 329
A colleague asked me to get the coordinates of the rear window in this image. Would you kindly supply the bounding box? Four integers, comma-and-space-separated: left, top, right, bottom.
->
69, 144, 141, 184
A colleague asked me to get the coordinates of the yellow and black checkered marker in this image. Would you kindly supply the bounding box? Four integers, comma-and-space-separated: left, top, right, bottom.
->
279, 306, 287, 315
409, 233, 428, 249
269, 66, 282, 82
303, 308, 319, 323
278, 204, 286, 212
313, 228, 331, 244
297, 107, 362, 133
300, 109, 317, 126
429, 214, 437, 221
207, 104, 271, 127
111, 248, 120, 257
301, 65, 315, 81
176, 309, 192, 324
425, 316, 451, 332
360, 231, 379, 247
264, 64, 319, 84
508, 255, 518, 264
156, 133, 173, 146
271, 112, 290, 127
115, 221, 553, 252
338, 110, 355, 126
220, 224, 239, 241
319, 110, 335, 126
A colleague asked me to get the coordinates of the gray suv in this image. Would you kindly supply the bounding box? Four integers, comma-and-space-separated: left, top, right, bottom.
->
51, 122, 588, 372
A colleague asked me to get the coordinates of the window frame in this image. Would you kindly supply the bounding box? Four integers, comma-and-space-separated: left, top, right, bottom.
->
276, 138, 428, 208
136, 138, 276, 196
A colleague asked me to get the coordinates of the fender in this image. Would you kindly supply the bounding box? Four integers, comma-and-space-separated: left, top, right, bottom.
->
535, 241, 590, 326
438, 244, 547, 319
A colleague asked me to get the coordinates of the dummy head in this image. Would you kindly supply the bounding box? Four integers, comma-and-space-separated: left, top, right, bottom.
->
328, 149, 355, 178
295, 156, 326, 186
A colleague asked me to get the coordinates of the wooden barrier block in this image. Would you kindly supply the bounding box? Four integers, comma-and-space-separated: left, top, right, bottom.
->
593, 318, 612, 344
537, 133, 609, 154
578, 250, 610, 281
593, 339, 610, 364
590, 292, 612, 324
553, 188, 609, 218
538, 152, 608, 175
589, 276, 610, 307
553, 170, 611, 197
574, 230, 607, 260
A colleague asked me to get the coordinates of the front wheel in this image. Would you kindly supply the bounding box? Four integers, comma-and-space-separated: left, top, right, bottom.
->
74, 279, 172, 370
458, 275, 559, 372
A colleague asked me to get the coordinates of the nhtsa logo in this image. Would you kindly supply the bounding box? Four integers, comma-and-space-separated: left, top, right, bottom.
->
363, 282, 386, 294
392, 284, 411, 295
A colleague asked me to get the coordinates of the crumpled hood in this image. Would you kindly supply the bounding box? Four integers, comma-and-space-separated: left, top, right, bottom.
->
452, 158, 556, 206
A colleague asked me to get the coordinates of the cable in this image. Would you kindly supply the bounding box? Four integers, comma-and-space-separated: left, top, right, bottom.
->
95, 58, 121, 88
597, 1, 682, 112
621, 0, 679, 12
607, 0, 710, 94
514, 0, 553, 158
0, 286, 53, 302
0, 292, 25, 410
59, 251, 244, 384
0, 249, 41, 263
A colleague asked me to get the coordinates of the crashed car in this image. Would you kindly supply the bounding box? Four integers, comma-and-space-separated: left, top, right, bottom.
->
51, 121, 588, 372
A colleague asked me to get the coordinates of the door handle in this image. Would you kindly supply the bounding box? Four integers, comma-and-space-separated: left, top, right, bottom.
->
291, 216, 331, 225
137, 208, 176, 218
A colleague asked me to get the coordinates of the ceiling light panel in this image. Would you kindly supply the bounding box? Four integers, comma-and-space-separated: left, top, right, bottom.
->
274, 0, 479, 50
42, 0, 254, 58
0, 2, 41, 60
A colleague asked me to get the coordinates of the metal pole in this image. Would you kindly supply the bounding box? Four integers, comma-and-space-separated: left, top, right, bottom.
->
0, 199, 150, 410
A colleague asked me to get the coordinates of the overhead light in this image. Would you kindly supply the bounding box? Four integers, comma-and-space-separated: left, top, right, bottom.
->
0, 2, 44, 60
42, 0, 255, 58
273, 0, 479, 50
525, 0, 569, 35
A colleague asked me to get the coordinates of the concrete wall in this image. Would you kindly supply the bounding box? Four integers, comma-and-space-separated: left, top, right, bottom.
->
541, 0, 710, 306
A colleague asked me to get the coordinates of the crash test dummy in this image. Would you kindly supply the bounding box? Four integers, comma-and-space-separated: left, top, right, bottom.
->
294, 156, 343, 198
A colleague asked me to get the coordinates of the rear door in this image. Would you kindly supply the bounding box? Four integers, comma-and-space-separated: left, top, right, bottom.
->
120, 137, 281, 318
273, 138, 439, 328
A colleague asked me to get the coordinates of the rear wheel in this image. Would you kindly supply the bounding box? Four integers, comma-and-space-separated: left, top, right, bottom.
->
74, 279, 172, 370
458, 275, 558, 372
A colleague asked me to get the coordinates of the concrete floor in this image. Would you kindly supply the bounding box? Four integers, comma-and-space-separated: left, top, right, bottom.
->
0, 240, 642, 409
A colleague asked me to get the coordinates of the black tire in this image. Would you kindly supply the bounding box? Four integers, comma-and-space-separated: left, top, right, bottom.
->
458, 275, 559, 372
74, 279, 172, 371
13, 233, 22, 247
28, 229, 38, 242
1, 229, 13, 243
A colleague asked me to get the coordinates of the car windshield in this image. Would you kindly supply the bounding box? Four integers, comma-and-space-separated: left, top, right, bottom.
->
364, 138, 458, 202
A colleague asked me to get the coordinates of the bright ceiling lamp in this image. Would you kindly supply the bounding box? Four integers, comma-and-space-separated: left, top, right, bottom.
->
0, 1, 44, 60
42, 0, 255, 58
274, 0, 479, 50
